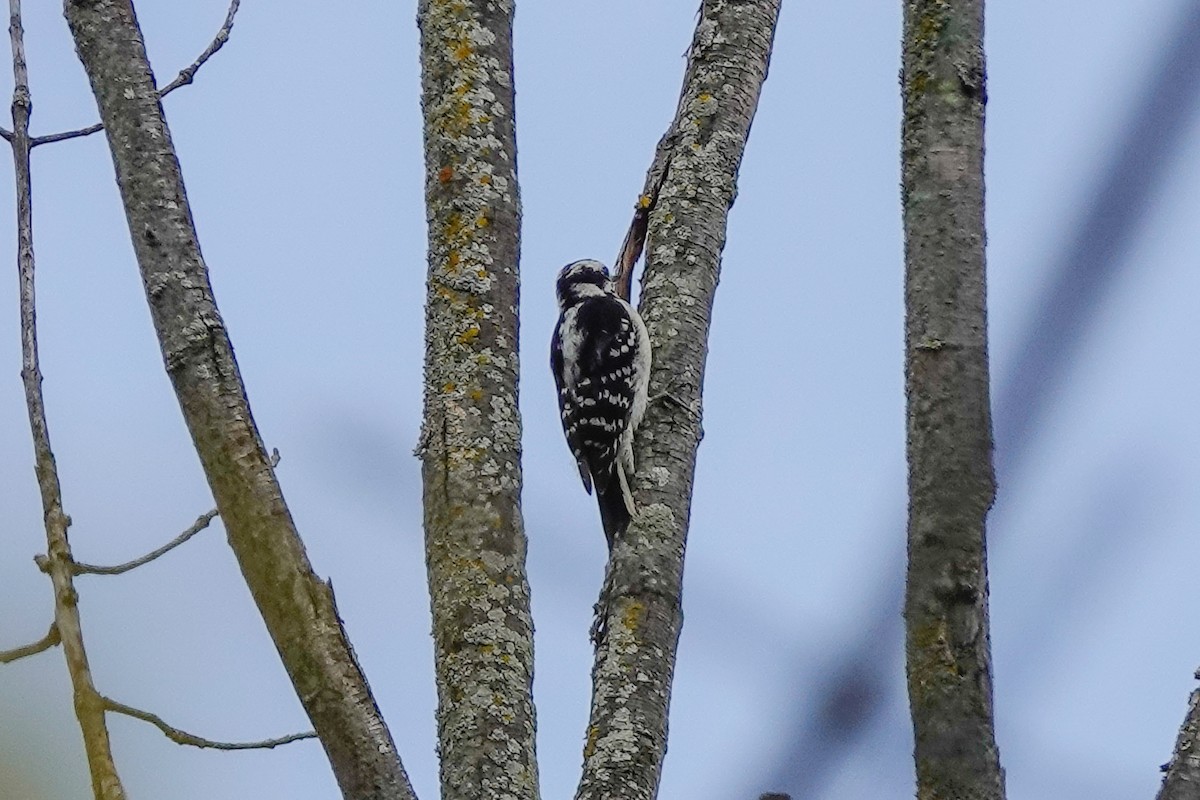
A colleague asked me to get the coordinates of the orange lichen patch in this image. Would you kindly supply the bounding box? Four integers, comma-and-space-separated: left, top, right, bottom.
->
438, 165, 454, 183
622, 600, 645, 631
443, 381, 457, 393
444, 213, 465, 241
469, 388, 483, 401
446, 250, 461, 272
442, 99, 474, 136
458, 325, 481, 345
479, 173, 493, 185
583, 725, 600, 759
452, 39, 473, 62
476, 268, 487, 279
435, 283, 464, 303
638, 194, 652, 208
475, 214, 489, 228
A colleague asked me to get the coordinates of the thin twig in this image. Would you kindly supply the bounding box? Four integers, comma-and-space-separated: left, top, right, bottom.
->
156, 0, 240, 96
103, 696, 317, 751
612, 130, 676, 302
30, 0, 241, 148
73, 510, 218, 576
0, 623, 60, 663
71, 449, 278, 576
9, 1, 127, 796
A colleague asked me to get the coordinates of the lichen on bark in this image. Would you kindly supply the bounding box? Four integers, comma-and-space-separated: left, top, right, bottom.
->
576, 3, 781, 800
417, 1, 538, 799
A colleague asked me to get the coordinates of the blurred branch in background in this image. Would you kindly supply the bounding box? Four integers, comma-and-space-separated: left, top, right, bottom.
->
763, 1, 1200, 796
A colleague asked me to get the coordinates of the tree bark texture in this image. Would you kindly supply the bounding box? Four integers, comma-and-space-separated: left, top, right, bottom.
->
901, 1, 1004, 798
64, 3, 414, 799
1158, 679, 1200, 800
576, 3, 780, 800
10, 3, 125, 797
417, 2, 538, 800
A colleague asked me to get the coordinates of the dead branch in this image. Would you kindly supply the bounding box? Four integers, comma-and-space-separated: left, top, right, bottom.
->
8, 1, 127, 796
612, 130, 676, 302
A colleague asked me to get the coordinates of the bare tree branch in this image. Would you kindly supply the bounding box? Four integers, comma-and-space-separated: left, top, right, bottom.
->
72, 450, 279, 576
8, 2, 128, 797
901, 1, 1004, 798
64, 3, 414, 798
155, 0, 240, 96
102, 696, 317, 751
72, 510, 217, 576
1157, 671, 1200, 800
576, 3, 780, 800
31, 0, 240, 148
0, 623, 60, 663
416, 1, 538, 799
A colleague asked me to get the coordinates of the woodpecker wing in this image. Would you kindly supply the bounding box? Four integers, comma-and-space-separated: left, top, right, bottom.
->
551, 318, 593, 494
562, 297, 640, 494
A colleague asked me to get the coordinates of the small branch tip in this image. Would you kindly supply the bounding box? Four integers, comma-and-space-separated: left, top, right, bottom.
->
0, 623, 61, 663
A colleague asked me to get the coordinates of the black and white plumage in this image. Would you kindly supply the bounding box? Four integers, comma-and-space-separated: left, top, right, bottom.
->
550, 259, 652, 548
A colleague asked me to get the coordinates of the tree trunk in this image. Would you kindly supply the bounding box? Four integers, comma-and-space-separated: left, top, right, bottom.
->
576, 3, 781, 800
1158, 680, 1200, 800
900, 1, 1005, 797
417, 1, 539, 799
64, 3, 414, 798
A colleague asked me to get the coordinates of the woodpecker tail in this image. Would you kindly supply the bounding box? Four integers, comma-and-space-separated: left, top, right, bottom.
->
594, 465, 633, 549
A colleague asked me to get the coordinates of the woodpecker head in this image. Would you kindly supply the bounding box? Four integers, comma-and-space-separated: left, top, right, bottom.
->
556, 259, 612, 308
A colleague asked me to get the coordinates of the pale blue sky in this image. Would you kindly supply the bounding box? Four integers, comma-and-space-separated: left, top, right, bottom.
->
2, 1, 1198, 798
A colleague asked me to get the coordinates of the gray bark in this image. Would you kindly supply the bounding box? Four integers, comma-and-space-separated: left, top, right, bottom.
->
900, 1, 1004, 798
63, 3, 414, 798
1158, 678, 1200, 800
416, 1, 539, 800
575, 3, 780, 800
